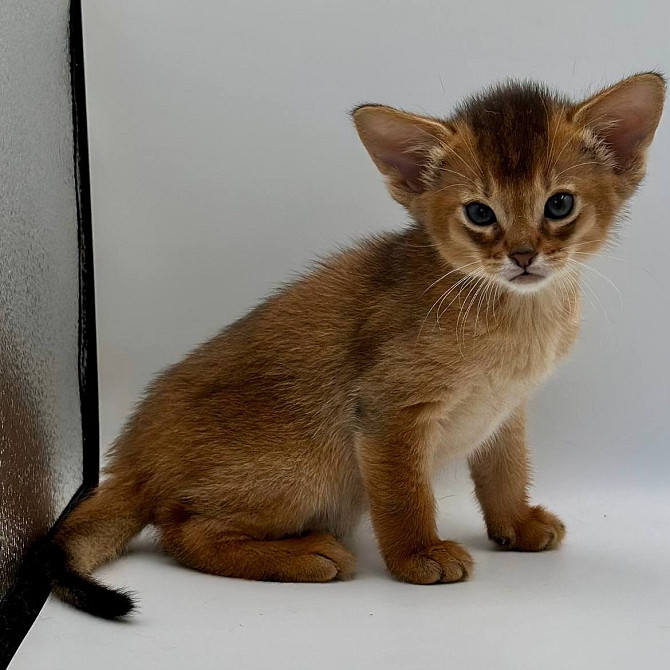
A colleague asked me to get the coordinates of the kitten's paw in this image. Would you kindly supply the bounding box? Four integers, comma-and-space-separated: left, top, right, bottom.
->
490, 505, 566, 552
388, 541, 474, 584
304, 534, 356, 581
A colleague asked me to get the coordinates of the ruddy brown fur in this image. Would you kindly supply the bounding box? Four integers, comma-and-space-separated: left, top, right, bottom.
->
53, 74, 665, 616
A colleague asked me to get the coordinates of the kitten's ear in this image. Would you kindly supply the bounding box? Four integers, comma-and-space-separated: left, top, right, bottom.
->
572, 73, 666, 171
352, 104, 451, 205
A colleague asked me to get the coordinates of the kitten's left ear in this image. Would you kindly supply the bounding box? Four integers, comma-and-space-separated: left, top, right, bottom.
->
573, 72, 666, 172
352, 104, 451, 206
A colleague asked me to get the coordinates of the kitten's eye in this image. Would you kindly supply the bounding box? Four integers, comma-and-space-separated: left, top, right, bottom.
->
464, 202, 497, 226
544, 193, 574, 220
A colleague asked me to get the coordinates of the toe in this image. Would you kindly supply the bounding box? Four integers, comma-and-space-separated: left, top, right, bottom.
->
510, 506, 566, 551
310, 535, 356, 579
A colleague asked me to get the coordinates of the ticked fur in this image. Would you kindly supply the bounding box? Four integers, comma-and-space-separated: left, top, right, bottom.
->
53, 74, 664, 616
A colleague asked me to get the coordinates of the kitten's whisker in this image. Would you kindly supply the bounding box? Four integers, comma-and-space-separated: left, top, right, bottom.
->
436, 274, 478, 324
455, 276, 482, 328
541, 99, 550, 138
545, 107, 565, 170
436, 272, 481, 319
551, 131, 577, 169
462, 279, 486, 347
417, 272, 476, 342
570, 238, 607, 250
568, 258, 622, 309
457, 277, 485, 346
444, 275, 480, 343
439, 167, 479, 186
555, 272, 573, 309
555, 161, 601, 178
552, 115, 613, 173
422, 261, 481, 294
402, 242, 440, 249
441, 143, 480, 179
561, 275, 582, 316
560, 268, 581, 298
582, 111, 615, 128
571, 251, 626, 262
469, 283, 485, 338
560, 269, 592, 317
473, 279, 493, 337
581, 276, 611, 326
461, 133, 484, 177
418, 287, 454, 339
433, 182, 469, 195
483, 281, 495, 333
551, 116, 588, 171
492, 280, 504, 321
554, 275, 570, 312
407, 124, 479, 180
541, 99, 554, 168
563, 264, 611, 324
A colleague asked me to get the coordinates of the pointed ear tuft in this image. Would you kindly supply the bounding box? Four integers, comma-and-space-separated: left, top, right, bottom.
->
351, 105, 451, 205
573, 72, 666, 171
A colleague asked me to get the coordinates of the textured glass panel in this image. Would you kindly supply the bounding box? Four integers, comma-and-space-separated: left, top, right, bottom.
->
0, 0, 83, 599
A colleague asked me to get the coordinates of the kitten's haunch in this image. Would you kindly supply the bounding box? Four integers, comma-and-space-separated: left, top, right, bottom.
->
50, 73, 664, 617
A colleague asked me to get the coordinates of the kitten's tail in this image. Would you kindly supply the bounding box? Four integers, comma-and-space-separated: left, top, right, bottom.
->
48, 477, 147, 619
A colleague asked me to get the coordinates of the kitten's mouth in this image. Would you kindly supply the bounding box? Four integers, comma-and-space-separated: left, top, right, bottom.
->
509, 270, 545, 285
497, 262, 552, 291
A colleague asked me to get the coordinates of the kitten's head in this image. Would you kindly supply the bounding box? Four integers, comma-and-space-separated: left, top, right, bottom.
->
353, 74, 665, 293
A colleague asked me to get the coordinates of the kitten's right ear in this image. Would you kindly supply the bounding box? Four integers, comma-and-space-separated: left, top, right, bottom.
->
351, 104, 451, 206
572, 72, 666, 173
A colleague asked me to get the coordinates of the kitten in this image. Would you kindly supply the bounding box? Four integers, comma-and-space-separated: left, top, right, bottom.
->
51, 73, 664, 618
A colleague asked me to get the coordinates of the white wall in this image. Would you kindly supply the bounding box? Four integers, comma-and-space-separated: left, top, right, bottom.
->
81, 1, 670, 488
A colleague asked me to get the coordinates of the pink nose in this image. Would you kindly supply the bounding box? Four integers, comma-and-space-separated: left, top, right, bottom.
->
509, 246, 536, 269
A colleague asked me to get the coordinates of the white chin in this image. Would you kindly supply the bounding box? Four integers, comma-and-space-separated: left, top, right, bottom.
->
505, 273, 550, 293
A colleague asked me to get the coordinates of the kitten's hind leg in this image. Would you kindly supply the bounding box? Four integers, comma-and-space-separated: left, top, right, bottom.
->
160, 516, 355, 582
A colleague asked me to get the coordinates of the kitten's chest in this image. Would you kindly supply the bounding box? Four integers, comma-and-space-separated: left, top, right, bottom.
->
428, 376, 531, 464
474, 298, 576, 382
427, 313, 570, 462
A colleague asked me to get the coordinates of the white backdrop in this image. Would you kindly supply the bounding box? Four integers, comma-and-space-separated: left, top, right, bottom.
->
82, 1, 669, 489
11, 3, 670, 669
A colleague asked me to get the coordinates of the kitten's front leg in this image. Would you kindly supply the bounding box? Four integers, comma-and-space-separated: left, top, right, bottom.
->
469, 406, 566, 551
357, 412, 473, 584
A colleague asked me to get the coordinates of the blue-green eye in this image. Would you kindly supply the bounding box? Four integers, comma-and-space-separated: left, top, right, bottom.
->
464, 202, 497, 226
544, 193, 574, 220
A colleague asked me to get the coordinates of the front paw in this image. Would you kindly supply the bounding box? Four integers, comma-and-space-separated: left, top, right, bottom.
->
490, 505, 565, 551
387, 541, 474, 584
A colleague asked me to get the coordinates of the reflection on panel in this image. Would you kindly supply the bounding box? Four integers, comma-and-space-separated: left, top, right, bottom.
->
0, 0, 83, 599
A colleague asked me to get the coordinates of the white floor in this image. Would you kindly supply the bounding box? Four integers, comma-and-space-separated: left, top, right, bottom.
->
11, 470, 670, 670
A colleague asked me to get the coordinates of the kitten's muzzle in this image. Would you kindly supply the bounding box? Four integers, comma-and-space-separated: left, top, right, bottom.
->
502, 247, 551, 287
508, 246, 537, 269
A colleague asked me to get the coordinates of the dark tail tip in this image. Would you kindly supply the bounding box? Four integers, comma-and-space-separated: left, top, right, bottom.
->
46, 544, 138, 620
53, 574, 137, 619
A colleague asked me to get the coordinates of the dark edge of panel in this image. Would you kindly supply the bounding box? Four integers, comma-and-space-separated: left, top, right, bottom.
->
0, 0, 99, 666
71, 0, 100, 491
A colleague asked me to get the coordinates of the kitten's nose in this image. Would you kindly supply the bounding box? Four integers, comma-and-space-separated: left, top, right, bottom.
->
508, 246, 537, 269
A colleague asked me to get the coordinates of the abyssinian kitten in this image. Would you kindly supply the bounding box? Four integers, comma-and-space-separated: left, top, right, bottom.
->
51, 73, 664, 618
